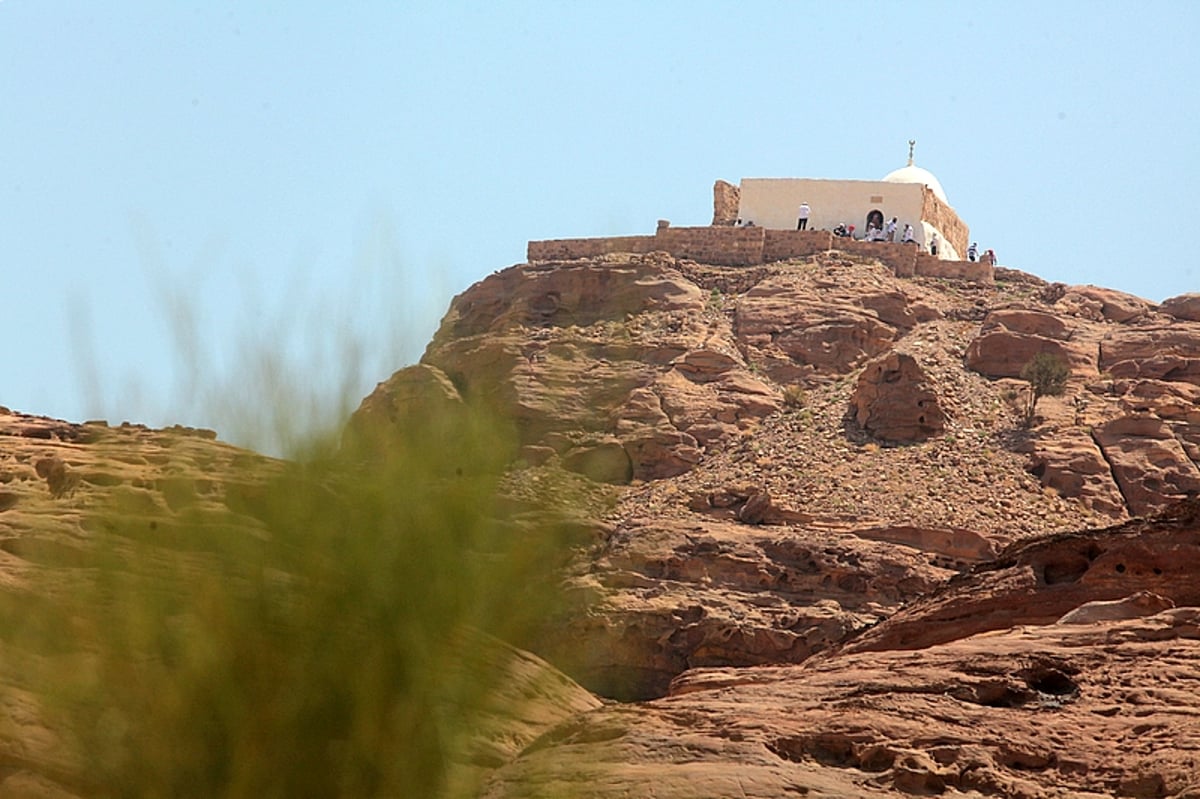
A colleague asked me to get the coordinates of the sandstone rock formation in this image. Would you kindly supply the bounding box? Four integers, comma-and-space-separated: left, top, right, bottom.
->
1160, 291, 1200, 322
4, 243, 1200, 798
482, 605, 1200, 799
1055, 589, 1175, 624
362, 254, 783, 483
851, 351, 945, 441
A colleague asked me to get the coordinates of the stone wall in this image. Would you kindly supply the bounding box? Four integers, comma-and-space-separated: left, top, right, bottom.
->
913, 251, 993, 283
922, 188, 969, 258
762, 230, 834, 262
527, 235, 656, 261
712, 180, 740, 226
527, 226, 992, 283
655, 226, 766, 266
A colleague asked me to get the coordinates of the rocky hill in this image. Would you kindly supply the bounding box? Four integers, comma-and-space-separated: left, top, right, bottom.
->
1, 248, 1199, 797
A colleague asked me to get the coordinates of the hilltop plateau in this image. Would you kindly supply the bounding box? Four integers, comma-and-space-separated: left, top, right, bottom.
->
1, 247, 1199, 797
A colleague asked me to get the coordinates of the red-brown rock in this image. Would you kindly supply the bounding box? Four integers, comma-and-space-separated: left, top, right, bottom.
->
1056, 284, 1154, 323
1160, 292, 1200, 322
484, 603, 1200, 799
851, 351, 946, 442
1093, 416, 1200, 515
1099, 323, 1200, 385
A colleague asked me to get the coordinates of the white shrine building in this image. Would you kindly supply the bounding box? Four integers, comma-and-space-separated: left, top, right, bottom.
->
733, 142, 968, 260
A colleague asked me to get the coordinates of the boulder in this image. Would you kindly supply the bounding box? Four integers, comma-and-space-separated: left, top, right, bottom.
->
964, 330, 1075, 379
1026, 432, 1128, 516
1160, 292, 1200, 322
562, 439, 633, 484
1057, 284, 1153, 323
1100, 323, 1200, 385
981, 307, 1074, 340
851, 351, 945, 442
1056, 590, 1175, 624
736, 276, 900, 381
1093, 416, 1200, 516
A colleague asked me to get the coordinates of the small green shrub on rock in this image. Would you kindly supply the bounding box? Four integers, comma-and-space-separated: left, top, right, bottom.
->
1020, 352, 1070, 425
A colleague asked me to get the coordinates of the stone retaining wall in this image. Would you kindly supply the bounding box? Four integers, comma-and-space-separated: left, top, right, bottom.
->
526, 235, 656, 261
527, 226, 992, 283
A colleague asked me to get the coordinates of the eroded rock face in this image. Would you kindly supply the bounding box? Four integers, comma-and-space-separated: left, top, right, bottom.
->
964, 307, 1084, 378
0, 410, 284, 799
1026, 431, 1128, 515
1093, 416, 1200, 516
1055, 284, 1154, 323
345, 363, 466, 452
734, 277, 902, 382
390, 254, 782, 483
1099, 323, 1200, 384
484, 503, 1200, 799
536, 516, 956, 701
851, 351, 945, 442
843, 501, 1200, 654
440, 255, 705, 336
353, 258, 1199, 523
1160, 292, 1200, 322
483, 607, 1200, 799
961, 301, 1200, 519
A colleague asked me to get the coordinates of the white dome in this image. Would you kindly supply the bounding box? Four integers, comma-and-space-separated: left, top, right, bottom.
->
882, 163, 948, 204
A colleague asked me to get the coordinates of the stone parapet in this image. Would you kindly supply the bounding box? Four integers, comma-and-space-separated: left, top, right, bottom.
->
527, 235, 656, 261
762, 229, 834, 262
655, 226, 766, 266
913, 251, 994, 283
527, 226, 992, 283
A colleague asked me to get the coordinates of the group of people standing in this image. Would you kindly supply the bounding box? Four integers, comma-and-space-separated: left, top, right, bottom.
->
799, 203, 995, 263
966, 241, 997, 265
830, 213, 914, 245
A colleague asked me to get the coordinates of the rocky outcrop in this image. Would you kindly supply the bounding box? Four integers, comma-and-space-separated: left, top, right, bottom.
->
0, 409, 284, 799
1160, 292, 1200, 322
1099, 323, 1200, 384
1093, 416, 1200, 516
733, 275, 923, 383
1026, 431, 1128, 515
1055, 589, 1174, 624
1055, 284, 1154, 323
483, 605, 1200, 799
377, 254, 785, 483
482, 503, 1200, 798
843, 500, 1200, 654
537, 516, 956, 701
350, 253, 1200, 524
851, 351, 945, 442
964, 308, 1085, 378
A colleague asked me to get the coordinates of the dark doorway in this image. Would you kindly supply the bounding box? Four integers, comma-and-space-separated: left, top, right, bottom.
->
866, 209, 884, 231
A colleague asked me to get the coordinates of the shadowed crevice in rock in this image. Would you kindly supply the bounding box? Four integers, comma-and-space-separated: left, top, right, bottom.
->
1090, 424, 1134, 515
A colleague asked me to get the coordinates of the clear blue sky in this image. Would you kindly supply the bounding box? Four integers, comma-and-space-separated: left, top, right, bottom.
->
2, 2, 1196, 451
